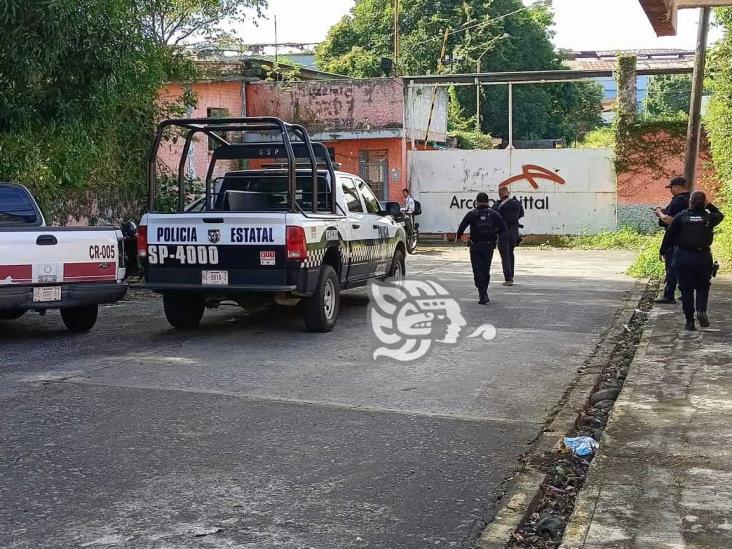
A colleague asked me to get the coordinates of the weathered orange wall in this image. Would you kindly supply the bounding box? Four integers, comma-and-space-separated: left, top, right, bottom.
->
320, 137, 407, 203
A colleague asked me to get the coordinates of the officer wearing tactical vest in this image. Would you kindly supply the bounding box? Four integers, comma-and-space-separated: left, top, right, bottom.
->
455, 192, 508, 304
660, 190, 724, 331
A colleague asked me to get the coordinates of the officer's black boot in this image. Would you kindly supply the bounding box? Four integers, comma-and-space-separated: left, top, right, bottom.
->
697, 311, 710, 328
685, 318, 696, 331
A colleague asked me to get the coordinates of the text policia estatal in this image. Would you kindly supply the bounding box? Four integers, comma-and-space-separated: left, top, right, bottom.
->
155, 226, 276, 244
449, 195, 550, 210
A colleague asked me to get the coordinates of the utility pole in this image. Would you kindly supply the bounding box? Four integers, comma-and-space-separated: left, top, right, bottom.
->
684, 7, 711, 190
393, 0, 400, 76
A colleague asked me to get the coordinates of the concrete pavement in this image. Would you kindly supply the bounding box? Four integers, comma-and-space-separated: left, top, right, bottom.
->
0, 248, 634, 548
562, 278, 732, 548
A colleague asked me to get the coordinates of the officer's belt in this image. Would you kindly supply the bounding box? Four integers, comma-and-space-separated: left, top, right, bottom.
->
677, 245, 710, 252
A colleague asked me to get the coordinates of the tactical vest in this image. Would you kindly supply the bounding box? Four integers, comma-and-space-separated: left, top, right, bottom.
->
472, 209, 496, 242
677, 210, 714, 250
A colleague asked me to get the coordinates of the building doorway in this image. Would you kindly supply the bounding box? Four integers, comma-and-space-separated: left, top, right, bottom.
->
359, 150, 389, 201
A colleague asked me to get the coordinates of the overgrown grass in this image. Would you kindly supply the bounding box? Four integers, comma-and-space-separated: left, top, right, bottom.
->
543, 228, 665, 279
556, 227, 654, 250
627, 233, 666, 278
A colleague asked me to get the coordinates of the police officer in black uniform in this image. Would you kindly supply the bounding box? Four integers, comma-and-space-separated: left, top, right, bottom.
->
654, 176, 691, 304
456, 192, 507, 304
493, 186, 525, 286
660, 191, 724, 331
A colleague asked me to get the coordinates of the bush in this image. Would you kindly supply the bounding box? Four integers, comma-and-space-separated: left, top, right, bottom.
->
577, 126, 615, 149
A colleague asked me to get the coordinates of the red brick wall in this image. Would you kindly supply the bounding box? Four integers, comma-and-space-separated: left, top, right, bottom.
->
618, 129, 720, 206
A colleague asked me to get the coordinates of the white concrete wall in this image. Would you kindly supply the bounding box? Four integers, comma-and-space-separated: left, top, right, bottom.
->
405, 87, 448, 143
409, 149, 617, 235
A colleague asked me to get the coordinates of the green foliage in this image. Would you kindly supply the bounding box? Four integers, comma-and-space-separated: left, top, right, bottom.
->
137, 0, 267, 45
578, 126, 615, 149
316, 0, 603, 143
627, 233, 665, 279
557, 228, 657, 251
705, 7, 732, 270
450, 130, 494, 149
645, 74, 692, 119
0, 0, 196, 222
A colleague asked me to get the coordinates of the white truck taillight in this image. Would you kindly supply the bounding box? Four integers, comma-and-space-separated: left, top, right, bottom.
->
286, 226, 307, 260
137, 225, 148, 258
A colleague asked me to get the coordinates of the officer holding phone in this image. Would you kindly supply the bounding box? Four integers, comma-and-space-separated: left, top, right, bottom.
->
654, 176, 690, 304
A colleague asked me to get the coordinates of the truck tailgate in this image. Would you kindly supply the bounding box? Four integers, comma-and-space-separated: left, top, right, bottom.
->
0, 228, 123, 285
144, 213, 289, 288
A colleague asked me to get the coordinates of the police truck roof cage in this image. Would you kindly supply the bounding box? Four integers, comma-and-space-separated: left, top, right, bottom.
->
147, 117, 338, 215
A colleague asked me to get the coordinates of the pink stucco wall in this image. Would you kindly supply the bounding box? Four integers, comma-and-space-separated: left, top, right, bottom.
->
157, 81, 244, 181
246, 79, 404, 133
156, 78, 408, 203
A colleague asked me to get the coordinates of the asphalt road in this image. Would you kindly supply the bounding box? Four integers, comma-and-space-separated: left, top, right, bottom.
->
0, 248, 635, 549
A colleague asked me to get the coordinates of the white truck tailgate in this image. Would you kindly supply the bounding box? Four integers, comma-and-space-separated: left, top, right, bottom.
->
0, 228, 122, 285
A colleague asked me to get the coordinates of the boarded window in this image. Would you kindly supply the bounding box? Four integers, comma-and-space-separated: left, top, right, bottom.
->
207, 107, 230, 151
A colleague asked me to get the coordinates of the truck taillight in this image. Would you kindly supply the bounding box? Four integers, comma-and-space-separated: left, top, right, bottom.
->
286, 226, 307, 260
137, 225, 148, 258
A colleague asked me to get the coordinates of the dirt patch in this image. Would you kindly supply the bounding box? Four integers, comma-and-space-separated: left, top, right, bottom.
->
508, 281, 658, 548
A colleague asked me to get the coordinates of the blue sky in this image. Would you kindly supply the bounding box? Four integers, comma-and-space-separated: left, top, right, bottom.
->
240, 0, 719, 51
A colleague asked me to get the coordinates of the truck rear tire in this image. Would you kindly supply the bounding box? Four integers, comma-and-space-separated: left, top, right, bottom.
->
0, 310, 25, 320
302, 265, 340, 333
163, 293, 205, 329
61, 305, 98, 333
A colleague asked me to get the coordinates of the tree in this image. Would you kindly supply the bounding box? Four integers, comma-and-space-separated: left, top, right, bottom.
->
137, 0, 267, 46
316, 0, 603, 142
0, 0, 195, 219
645, 74, 693, 118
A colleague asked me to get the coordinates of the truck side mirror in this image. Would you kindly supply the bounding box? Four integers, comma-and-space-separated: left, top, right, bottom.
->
384, 202, 401, 217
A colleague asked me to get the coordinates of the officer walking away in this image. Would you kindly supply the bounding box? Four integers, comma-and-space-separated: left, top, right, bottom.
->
660, 191, 724, 331
654, 176, 690, 304
493, 186, 525, 286
456, 192, 507, 304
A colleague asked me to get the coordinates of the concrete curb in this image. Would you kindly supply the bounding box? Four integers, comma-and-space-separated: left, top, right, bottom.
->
475, 280, 649, 549
559, 306, 661, 549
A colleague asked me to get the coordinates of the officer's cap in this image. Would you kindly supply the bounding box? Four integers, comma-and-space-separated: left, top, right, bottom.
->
665, 176, 687, 188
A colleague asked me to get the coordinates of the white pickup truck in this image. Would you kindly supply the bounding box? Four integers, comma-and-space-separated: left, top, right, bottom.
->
0, 183, 127, 331
139, 117, 407, 332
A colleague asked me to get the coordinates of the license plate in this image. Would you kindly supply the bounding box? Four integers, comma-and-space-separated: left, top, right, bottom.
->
33, 286, 62, 302
202, 270, 228, 285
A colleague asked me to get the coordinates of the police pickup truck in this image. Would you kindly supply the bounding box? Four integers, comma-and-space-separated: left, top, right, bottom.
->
138, 117, 406, 332
0, 183, 127, 331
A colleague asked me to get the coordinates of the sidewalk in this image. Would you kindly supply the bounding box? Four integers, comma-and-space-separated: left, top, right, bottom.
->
562, 278, 732, 548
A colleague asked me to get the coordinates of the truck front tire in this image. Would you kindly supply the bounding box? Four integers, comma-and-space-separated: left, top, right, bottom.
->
61, 305, 98, 333
386, 249, 406, 282
303, 265, 340, 333
163, 293, 205, 329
